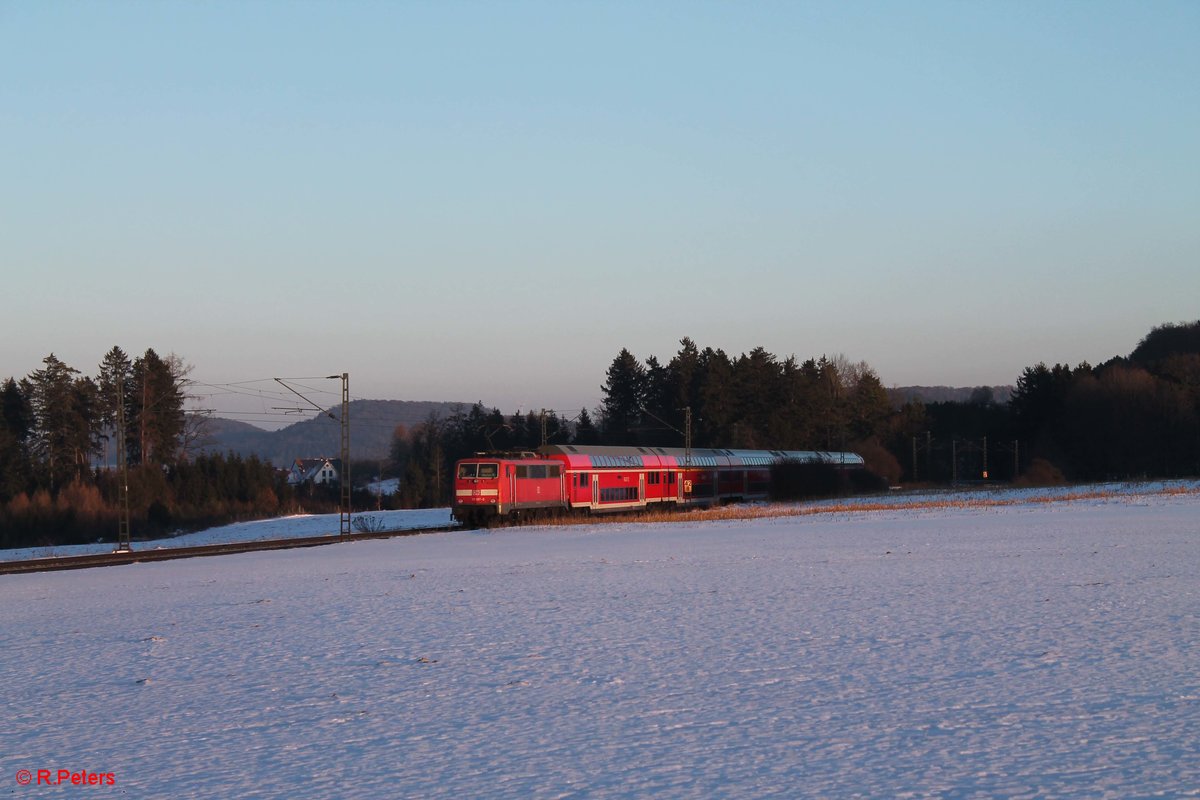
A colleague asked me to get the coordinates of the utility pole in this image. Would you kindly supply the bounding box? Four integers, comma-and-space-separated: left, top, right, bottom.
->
338, 373, 350, 537
683, 406, 692, 468
273, 373, 350, 537
926, 431, 932, 482
114, 374, 132, 553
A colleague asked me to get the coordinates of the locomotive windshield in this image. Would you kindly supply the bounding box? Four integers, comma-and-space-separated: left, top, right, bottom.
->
458, 462, 499, 479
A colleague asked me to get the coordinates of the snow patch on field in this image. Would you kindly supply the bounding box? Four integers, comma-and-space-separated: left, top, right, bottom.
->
2, 484, 1198, 798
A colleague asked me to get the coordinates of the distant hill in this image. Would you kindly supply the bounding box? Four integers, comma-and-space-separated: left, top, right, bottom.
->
887, 385, 1013, 407
198, 391, 1015, 466
195, 400, 473, 467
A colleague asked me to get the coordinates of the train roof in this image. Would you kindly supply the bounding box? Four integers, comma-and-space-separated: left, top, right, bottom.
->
537, 444, 864, 468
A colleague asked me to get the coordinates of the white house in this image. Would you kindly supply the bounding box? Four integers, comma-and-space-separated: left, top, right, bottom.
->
287, 458, 341, 487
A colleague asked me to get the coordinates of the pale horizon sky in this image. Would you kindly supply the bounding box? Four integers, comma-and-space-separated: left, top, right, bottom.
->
3, 1, 1197, 426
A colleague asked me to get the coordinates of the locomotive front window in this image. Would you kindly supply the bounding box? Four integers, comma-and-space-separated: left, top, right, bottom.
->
459, 463, 499, 479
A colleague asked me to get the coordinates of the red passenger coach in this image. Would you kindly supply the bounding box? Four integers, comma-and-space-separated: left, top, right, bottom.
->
452, 444, 864, 527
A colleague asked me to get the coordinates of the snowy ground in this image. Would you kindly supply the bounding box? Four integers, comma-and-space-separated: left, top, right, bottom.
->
0, 507, 454, 563
2, 485, 1198, 798
4, 479, 1193, 563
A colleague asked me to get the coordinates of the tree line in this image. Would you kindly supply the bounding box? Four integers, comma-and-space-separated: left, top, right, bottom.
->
389, 324, 1200, 507
885, 322, 1200, 484
388, 338, 906, 507
5, 321, 1198, 546
0, 348, 300, 548
1005, 321, 1200, 480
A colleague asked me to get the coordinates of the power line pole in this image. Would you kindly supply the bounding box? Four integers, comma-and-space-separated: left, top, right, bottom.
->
926, 431, 932, 481
683, 406, 692, 467
273, 373, 350, 537
338, 373, 350, 537
115, 374, 132, 553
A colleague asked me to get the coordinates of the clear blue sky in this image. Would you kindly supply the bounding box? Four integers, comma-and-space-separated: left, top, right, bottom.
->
3, 1, 1197, 424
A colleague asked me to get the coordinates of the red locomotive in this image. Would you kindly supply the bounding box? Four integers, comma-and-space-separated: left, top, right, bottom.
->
452, 444, 864, 527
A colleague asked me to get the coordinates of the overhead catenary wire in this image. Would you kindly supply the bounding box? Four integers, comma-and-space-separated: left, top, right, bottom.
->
188, 378, 580, 436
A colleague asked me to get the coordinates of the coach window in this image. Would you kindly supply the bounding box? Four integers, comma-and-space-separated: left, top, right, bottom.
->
478, 463, 499, 479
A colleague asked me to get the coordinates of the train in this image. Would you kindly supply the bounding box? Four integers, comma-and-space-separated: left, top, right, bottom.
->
452, 444, 865, 527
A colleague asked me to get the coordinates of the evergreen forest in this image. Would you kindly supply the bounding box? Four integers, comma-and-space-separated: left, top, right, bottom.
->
3, 323, 1199, 548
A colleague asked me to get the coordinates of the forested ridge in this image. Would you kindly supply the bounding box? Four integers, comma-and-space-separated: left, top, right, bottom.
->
3, 322, 1199, 547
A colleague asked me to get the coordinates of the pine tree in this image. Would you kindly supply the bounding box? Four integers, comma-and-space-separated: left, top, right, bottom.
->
26, 354, 99, 488
635, 356, 674, 446
600, 348, 647, 444
391, 413, 451, 508
696, 348, 734, 446
572, 408, 600, 445
0, 378, 34, 501
846, 367, 892, 442
96, 346, 133, 467
732, 347, 781, 448
128, 349, 186, 466
815, 356, 847, 451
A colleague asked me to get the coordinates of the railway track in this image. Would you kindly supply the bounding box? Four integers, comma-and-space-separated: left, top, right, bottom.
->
0, 524, 460, 575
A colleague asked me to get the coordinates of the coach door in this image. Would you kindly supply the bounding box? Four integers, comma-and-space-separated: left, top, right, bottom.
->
592, 473, 599, 507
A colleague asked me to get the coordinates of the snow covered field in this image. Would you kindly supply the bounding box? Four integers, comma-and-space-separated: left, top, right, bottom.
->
0, 507, 454, 563
2, 485, 1198, 798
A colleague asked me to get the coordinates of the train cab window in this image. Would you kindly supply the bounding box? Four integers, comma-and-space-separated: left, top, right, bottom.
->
478, 463, 499, 479
458, 464, 477, 479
